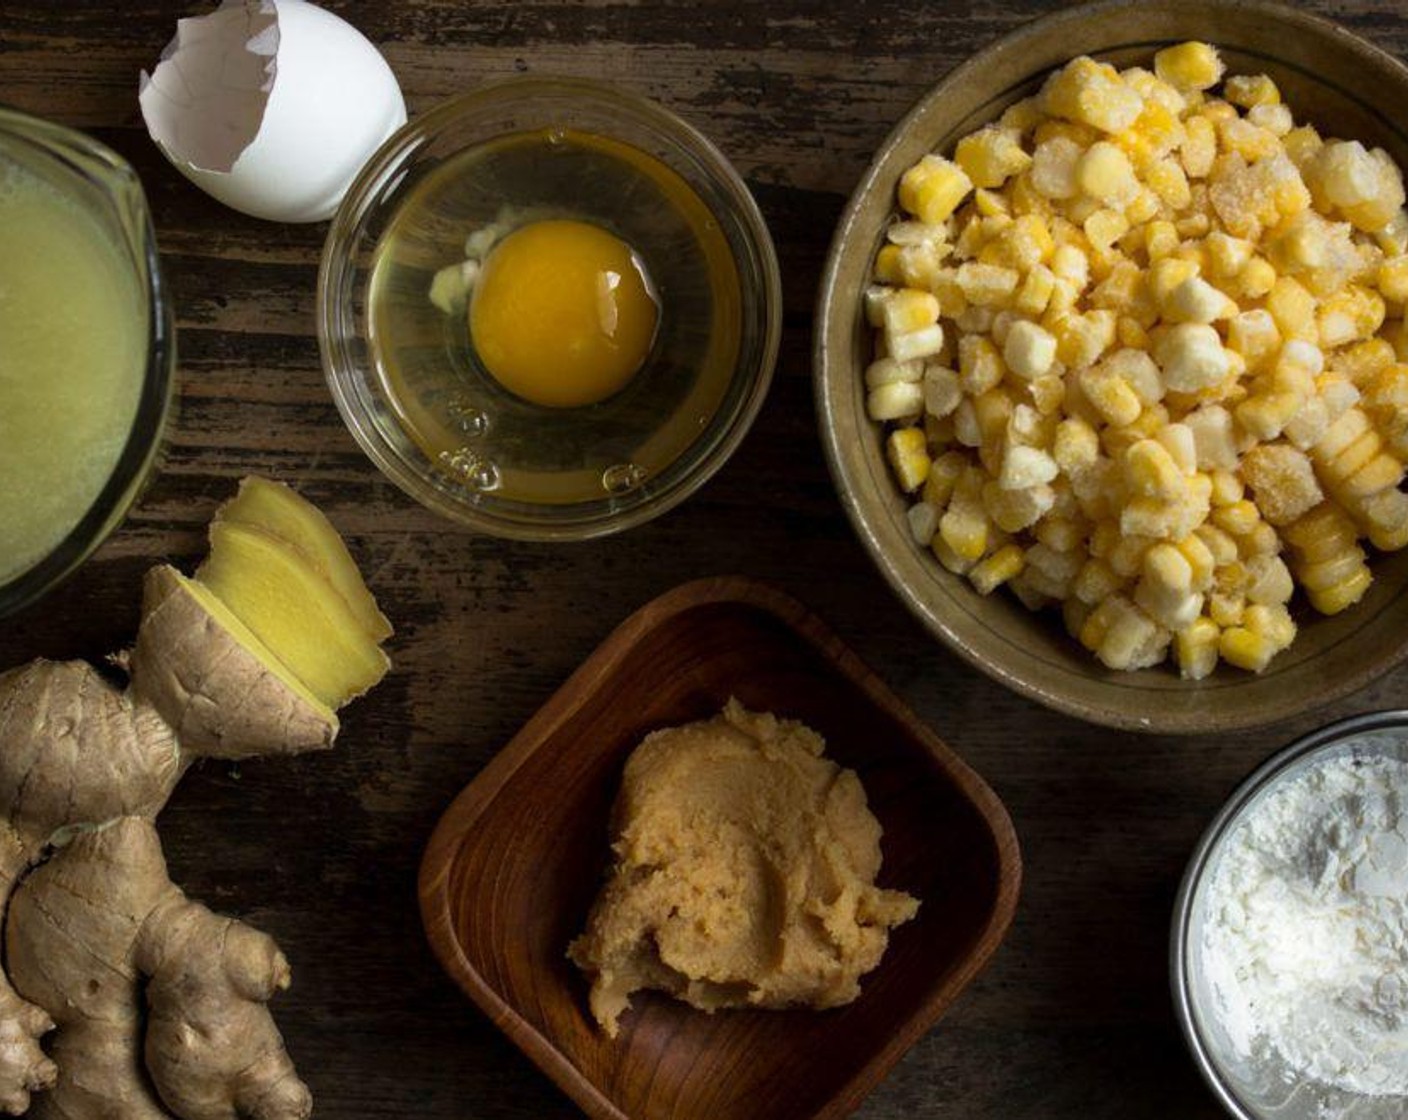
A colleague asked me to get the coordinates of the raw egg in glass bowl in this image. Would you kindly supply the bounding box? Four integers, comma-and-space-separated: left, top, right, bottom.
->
320, 79, 780, 540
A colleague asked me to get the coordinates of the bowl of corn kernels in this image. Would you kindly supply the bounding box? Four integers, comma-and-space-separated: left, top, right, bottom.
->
816, 0, 1408, 733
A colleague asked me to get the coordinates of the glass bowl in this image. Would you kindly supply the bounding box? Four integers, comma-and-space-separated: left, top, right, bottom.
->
0, 107, 175, 619
1172, 711, 1408, 1119
318, 77, 781, 541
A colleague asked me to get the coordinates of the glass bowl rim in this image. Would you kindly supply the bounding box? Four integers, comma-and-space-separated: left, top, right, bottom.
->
317, 75, 782, 542
0, 104, 175, 619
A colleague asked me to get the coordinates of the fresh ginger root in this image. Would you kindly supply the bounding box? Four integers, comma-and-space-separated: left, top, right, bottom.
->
0, 478, 391, 1118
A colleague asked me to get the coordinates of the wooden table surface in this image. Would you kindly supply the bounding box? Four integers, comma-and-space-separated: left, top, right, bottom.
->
4, 2, 1408, 1117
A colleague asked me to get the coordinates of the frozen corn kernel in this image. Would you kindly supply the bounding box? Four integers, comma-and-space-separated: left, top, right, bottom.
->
864, 357, 922, 390
887, 428, 931, 492
1030, 136, 1083, 200
887, 323, 947, 363
1218, 625, 1280, 673
1003, 321, 1058, 380
866, 43, 1408, 679
1041, 56, 1145, 134
1163, 276, 1236, 324
1154, 41, 1224, 92
1240, 443, 1323, 525
998, 445, 1059, 492
899, 155, 974, 224
882, 289, 940, 336
956, 127, 1033, 189
1175, 617, 1221, 680
1076, 142, 1139, 206
867, 381, 924, 422
956, 262, 1020, 306
922, 364, 963, 419
970, 543, 1027, 594
1184, 405, 1239, 471
907, 501, 940, 545
1154, 323, 1230, 393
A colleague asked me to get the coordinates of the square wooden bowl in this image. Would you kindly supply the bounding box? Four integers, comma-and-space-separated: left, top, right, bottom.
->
418, 577, 1020, 1120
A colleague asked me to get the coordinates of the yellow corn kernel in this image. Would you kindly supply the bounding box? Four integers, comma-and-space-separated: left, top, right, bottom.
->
1073, 557, 1124, 605
1237, 519, 1280, 558
886, 428, 931, 492
1312, 564, 1374, 614
939, 502, 989, 564
1225, 73, 1281, 109
955, 127, 1033, 189
1236, 390, 1303, 442
1079, 366, 1142, 427
956, 261, 1020, 306
999, 97, 1044, 135
1083, 208, 1130, 252
1237, 256, 1278, 300
1240, 443, 1324, 525
1196, 523, 1240, 566
1340, 340, 1398, 388
1125, 438, 1185, 500
969, 543, 1026, 595
1076, 142, 1138, 205
1175, 534, 1217, 591
1212, 499, 1260, 537
899, 155, 974, 225
931, 533, 975, 575
1175, 616, 1221, 680
957, 334, 1005, 395
1218, 626, 1277, 672
1154, 42, 1224, 92
1378, 255, 1408, 304
1208, 589, 1246, 628
874, 245, 904, 285
921, 450, 967, 509
1041, 56, 1145, 134
1266, 276, 1319, 342
1180, 115, 1218, 179
1054, 310, 1117, 369
1218, 118, 1280, 162
882, 288, 940, 335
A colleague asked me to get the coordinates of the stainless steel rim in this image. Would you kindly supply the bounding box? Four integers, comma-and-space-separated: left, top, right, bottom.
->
1169, 710, 1408, 1118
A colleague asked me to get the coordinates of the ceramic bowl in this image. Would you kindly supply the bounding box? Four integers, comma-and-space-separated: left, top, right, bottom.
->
319, 77, 780, 542
418, 577, 1020, 1120
815, 0, 1408, 733
1172, 710, 1408, 1119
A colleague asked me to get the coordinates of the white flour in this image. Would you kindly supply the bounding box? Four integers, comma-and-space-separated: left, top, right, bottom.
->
1201, 752, 1408, 1098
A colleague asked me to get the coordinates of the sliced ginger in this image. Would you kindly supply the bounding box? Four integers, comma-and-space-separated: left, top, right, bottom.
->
198, 521, 390, 709
0, 475, 390, 1118
215, 477, 393, 642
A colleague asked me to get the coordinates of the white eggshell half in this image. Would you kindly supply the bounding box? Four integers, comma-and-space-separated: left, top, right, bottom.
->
152, 0, 406, 223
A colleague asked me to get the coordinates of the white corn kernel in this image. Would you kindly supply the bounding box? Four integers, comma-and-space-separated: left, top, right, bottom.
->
1155, 323, 1230, 393
867, 381, 924, 421
1002, 321, 1058, 380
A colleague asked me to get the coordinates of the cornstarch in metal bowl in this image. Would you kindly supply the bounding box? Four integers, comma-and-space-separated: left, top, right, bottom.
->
1202, 752, 1408, 1097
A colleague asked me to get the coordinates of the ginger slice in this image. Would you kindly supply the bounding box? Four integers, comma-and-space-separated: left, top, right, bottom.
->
197, 521, 390, 709
129, 566, 338, 760
214, 477, 393, 642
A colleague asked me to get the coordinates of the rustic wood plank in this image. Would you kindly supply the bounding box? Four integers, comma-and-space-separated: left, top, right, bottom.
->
3, 2, 1408, 1117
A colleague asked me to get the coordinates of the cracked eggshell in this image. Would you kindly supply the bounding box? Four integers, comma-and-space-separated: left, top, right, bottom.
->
139, 0, 406, 223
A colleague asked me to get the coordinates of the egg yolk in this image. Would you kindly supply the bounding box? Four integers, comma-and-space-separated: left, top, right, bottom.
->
469, 219, 659, 408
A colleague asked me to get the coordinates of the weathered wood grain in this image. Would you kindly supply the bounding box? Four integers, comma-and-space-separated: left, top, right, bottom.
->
3, 2, 1408, 1117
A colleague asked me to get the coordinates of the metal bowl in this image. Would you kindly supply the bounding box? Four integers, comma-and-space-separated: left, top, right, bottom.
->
1171, 711, 1408, 1119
